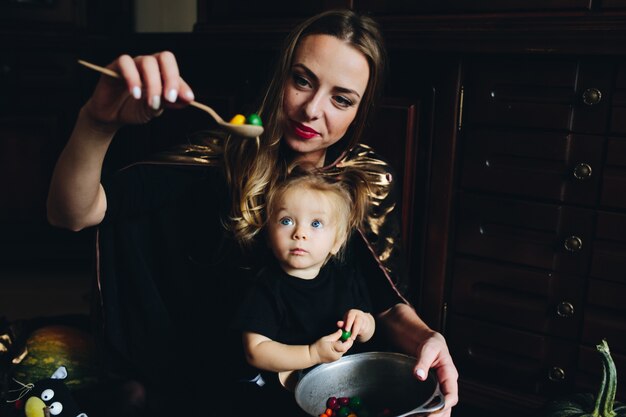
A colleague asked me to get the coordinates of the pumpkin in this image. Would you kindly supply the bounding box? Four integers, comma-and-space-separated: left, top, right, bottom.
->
541, 340, 626, 417
12, 325, 99, 391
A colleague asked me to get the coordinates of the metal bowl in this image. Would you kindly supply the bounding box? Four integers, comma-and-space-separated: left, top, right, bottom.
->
294, 352, 444, 417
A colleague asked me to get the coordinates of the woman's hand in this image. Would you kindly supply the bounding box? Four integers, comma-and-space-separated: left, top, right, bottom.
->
412, 331, 459, 417
377, 303, 459, 417
337, 309, 375, 343
83, 51, 195, 132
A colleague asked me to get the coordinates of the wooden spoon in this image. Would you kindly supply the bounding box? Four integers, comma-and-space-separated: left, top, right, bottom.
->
77, 59, 264, 138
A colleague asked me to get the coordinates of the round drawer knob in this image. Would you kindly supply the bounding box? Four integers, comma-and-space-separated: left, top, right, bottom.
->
582, 88, 602, 105
564, 236, 583, 252
549, 366, 566, 382
573, 163, 593, 180
556, 301, 575, 318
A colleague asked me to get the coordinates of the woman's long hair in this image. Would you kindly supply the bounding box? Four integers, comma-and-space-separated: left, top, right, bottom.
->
223, 9, 387, 247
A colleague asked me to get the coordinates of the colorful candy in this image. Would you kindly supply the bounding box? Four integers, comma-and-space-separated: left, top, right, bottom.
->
229, 113, 263, 127
229, 114, 246, 125
321, 395, 388, 417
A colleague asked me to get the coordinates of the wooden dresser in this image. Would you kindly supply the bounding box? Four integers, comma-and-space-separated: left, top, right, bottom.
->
446, 54, 626, 415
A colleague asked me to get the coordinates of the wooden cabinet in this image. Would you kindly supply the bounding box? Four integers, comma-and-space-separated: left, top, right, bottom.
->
445, 55, 626, 414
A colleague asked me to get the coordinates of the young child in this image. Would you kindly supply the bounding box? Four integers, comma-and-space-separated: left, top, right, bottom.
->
235, 167, 375, 391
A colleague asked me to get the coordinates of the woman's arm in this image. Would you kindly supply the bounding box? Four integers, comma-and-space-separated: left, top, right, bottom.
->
377, 303, 459, 417
242, 330, 352, 373
46, 52, 194, 230
47, 109, 114, 230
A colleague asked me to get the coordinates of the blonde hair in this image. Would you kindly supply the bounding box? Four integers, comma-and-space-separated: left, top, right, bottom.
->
265, 167, 371, 258
223, 10, 387, 247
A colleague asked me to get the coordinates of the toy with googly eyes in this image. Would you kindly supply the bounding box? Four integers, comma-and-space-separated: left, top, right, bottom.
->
7, 366, 87, 417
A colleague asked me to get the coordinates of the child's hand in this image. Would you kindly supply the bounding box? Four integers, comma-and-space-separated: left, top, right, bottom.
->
310, 329, 353, 364
337, 309, 376, 343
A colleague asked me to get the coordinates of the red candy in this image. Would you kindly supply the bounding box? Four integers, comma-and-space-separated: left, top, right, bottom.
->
327, 396, 338, 409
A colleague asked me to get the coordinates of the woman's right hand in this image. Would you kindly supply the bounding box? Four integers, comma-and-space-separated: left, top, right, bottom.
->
82, 51, 195, 131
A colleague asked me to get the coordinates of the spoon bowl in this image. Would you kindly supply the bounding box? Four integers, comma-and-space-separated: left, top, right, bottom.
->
77, 59, 263, 138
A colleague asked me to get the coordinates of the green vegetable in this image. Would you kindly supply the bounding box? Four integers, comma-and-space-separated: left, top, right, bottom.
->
541, 340, 625, 417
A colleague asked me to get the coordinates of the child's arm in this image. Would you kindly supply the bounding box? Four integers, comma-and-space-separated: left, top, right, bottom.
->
242, 329, 353, 372
338, 309, 376, 343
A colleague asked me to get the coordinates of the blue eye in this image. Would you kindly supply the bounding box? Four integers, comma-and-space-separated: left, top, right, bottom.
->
311, 220, 322, 228
280, 217, 293, 226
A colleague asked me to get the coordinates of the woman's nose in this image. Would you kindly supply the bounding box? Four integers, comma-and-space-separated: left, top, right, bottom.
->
303, 93, 323, 120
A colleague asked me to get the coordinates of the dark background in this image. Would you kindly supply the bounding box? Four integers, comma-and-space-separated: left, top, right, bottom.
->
2, 1, 626, 416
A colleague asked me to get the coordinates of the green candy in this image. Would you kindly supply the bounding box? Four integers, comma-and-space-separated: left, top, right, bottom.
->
340, 329, 351, 342
246, 113, 262, 126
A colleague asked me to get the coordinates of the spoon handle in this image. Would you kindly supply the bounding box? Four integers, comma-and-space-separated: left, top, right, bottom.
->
78, 59, 120, 79
76, 59, 263, 138
77, 59, 223, 122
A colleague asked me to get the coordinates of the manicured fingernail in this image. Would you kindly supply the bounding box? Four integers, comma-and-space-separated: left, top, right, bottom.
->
132, 86, 142, 99
416, 368, 426, 380
166, 88, 178, 103
185, 90, 195, 100
151, 95, 161, 110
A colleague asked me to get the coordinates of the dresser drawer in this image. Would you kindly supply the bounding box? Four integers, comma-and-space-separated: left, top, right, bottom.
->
448, 315, 578, 395
461, 130, 603, 205
450, 257, 583, 338
601, 138, 626, 209
582, 279, 626, 352
610, 63, 626, 135
455, 192, 594, 274
590, 210, 626, 283
463, 57, 613, 134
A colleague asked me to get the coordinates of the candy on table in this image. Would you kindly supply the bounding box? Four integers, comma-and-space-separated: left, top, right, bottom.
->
229, 113, 263, 126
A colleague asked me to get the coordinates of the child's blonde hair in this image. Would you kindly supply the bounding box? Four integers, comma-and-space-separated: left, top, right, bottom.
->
265, 166, 371, 259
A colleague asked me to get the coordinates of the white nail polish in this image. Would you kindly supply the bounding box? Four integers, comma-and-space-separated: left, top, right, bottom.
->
416, 368, 426, 379
132, 86, 142, 99
151, 95, 161, 110
166, 89, 178, 103
185, 90, 195, 100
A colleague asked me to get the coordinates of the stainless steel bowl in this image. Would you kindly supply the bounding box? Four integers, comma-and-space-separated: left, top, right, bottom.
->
294, 352, 444, 417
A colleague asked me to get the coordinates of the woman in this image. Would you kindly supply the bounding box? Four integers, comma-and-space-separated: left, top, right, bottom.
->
47, 9, 458, 417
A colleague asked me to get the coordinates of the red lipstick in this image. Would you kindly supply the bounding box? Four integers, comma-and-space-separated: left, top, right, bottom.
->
291, 121, 319, 140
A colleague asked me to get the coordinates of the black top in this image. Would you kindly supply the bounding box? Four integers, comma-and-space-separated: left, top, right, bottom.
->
235, 258, 374, 345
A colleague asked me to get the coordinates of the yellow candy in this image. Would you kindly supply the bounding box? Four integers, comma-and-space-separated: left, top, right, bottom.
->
229, 114, 246, 125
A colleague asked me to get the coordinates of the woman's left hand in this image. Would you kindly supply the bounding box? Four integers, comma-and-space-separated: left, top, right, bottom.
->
378, 303, 459, 417
413, 331, 459, 417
